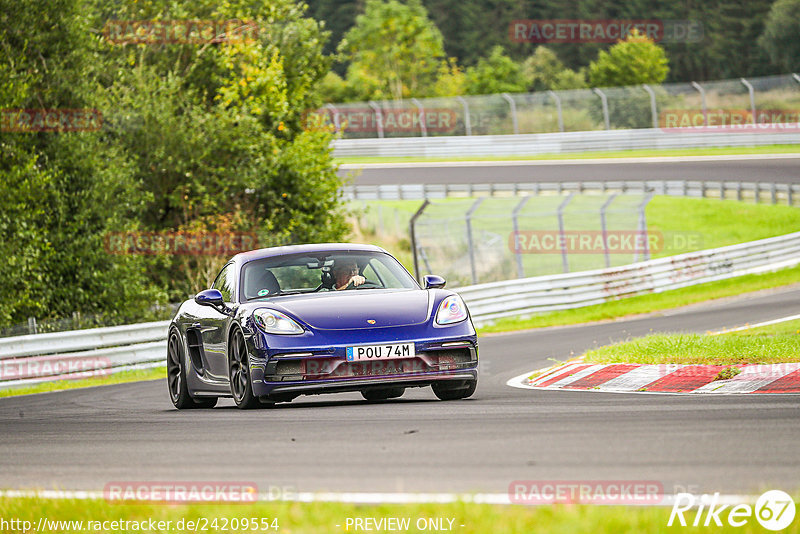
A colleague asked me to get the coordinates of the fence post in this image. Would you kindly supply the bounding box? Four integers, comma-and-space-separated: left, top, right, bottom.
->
466, 198, 485, 285
740, 78, 757, 125
409, 200, 430, 282
636, 193, 655, 262
557, 193, 575, 273
547, 90, 564, 132
411, 97, 427, 137
456, 96, 472, 135
690, 81, 708, 126
27, 317, 38, 335
642, 84, 658, 129
501, 93, 519, 134
368, 100, 384, 138
600, 193, 618, 268
512, 196, 532, 278
324, 104, 341, 133
593, 88, 610, 130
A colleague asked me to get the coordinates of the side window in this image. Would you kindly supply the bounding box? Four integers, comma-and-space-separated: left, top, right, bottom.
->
212, 263, 236, 302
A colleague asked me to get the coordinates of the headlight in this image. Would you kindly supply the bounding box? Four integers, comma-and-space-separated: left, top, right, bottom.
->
435, 295, 468, 325
253, 309, 304, 335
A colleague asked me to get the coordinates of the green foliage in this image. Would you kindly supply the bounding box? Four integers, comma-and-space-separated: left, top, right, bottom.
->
0, 0, 348, 327
522, 47, 586, 92
338, 0, 446, 100
588, 31, 669, 88
465, 46, 528, 95
758, 0, 800, 73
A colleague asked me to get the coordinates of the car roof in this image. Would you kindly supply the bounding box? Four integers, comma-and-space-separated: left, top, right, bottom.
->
233, 243, 388, 265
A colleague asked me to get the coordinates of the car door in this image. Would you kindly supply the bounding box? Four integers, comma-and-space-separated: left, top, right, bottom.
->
195, 262, 237, 381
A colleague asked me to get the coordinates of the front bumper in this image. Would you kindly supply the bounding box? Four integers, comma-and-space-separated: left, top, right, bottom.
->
245, 321, 478, 399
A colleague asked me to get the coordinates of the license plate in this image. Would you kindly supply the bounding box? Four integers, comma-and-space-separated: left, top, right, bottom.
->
346, 343, 415, 362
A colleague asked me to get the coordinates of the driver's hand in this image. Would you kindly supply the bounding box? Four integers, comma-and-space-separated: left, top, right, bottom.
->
349, 275, 366, 287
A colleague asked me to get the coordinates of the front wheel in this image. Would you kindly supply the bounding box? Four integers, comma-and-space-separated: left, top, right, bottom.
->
432, 379, 477, 401
229, 327, 260, 410
167, 329, 217, 409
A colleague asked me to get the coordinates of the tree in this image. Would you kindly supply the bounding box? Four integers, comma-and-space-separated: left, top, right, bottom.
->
759, 0, 800, 72
338, 0, 446, 100
522, 47, 586, 92
588, 30, 669, 88
465, 46, 528, 95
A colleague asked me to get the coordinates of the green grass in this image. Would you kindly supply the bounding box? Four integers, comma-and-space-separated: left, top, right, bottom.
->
582, 319, 800, 366
647, 197, 800, 258
583, 332, 800, 366
477, 264, 800, 334
0, 367, 165, 398
2, 497, 797, 533
336, 144, 800, 164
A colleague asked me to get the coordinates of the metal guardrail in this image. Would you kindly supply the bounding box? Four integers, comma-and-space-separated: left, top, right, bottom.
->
332, 127, 800, 158
457, 231, 800, 324
343, 180, 800, 205
0, 321, 169, 387
2, 231, 799, 386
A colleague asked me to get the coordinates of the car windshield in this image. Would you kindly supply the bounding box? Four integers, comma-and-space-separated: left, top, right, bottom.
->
241, 250, 418, 301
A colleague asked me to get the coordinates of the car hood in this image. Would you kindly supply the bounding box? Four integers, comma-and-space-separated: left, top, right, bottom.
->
254, 289, 431, 330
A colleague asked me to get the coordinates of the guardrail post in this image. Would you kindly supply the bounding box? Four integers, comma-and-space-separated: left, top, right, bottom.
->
600, 193, 618, 268
557, 193, 574, 273
324, 104, 341, 133
592, 88, 610, 130
793, 73, 800, 85
368, 100, 384, 138
737, 181, 743, 202
642, 84, 658, 129
412, 97, 427, 137
456, 96, 472, 135
690, 81, 708, 126
548, 90, 565, 132
740, 78, 757, 125
636, 193, 655, 262
501, 93, 519, 134
789, 184, 794, 206
512, 196, 532, 278
409, 200, 430, 282
771, 182, 777, 204
466, 198, 485, 285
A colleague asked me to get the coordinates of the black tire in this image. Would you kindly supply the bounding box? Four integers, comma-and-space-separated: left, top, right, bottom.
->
229, 327, 260, 410
361, 387, 405, 401
432, 379, 477, 401
167, 329, 218, 409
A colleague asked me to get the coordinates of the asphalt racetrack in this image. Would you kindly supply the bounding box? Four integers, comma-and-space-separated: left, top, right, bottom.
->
342, 154, 800, 186
1, 286, 799, 496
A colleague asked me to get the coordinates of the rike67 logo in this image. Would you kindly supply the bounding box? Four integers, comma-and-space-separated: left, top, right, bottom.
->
669, 490, 795, 530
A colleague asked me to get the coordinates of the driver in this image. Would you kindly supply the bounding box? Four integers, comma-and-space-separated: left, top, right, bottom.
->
332, 258, 365, 290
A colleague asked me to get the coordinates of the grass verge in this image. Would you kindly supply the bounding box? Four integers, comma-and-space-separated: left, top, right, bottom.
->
0, 367, 165, 399
1, 497, 796, 533
336, 144, 800, 164
477, 264, 800, 335
582, 319, 800, 366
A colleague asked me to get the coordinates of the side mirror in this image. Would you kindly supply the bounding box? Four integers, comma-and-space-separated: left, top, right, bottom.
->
195, 288, 224, 307
423, 274, 446, 289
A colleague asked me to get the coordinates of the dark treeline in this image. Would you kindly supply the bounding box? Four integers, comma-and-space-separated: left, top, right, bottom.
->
307, 0, 781, 83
